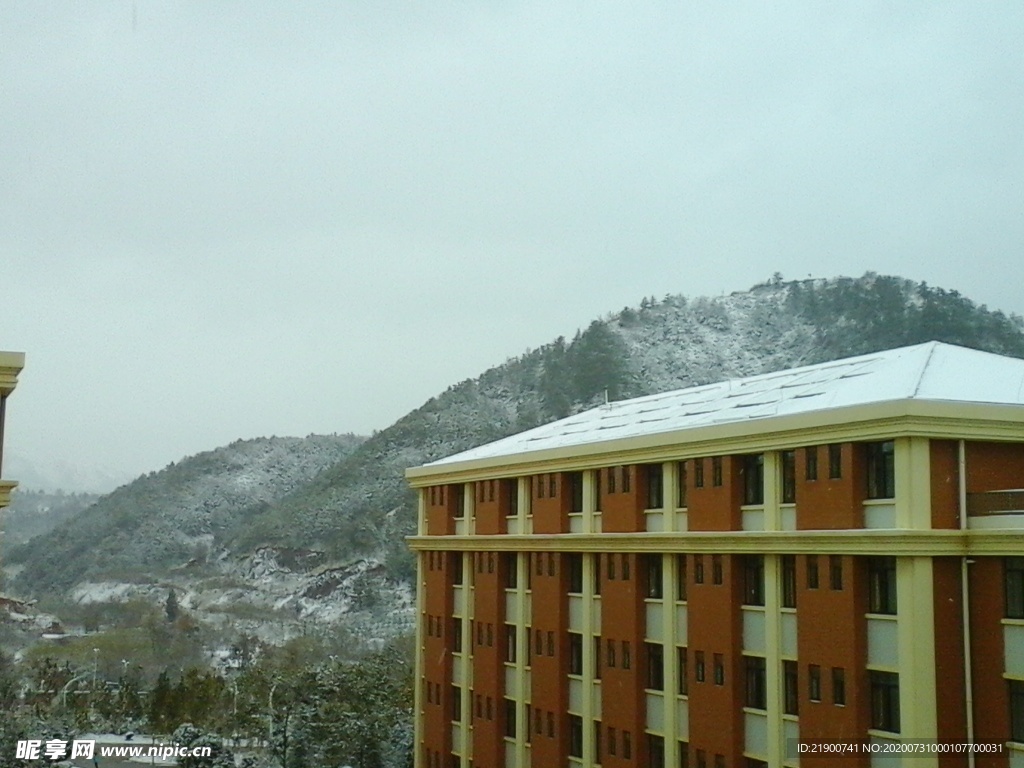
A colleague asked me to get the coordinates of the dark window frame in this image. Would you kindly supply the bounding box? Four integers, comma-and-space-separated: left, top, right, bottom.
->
866, 440, 896, 499
742, 454, 765, 505
744, 655, 767, 710
781, 450, 796, 504
868, 556, 898, 615
870, 670, 901, 733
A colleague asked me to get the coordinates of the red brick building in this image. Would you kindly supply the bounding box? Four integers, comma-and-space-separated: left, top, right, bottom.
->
408, 342, 1024, 768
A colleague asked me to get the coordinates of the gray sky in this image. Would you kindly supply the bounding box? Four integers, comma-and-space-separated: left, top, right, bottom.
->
2, 2, 1023, 487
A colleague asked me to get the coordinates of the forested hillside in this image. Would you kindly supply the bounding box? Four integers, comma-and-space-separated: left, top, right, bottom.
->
10, 274, 1024, 600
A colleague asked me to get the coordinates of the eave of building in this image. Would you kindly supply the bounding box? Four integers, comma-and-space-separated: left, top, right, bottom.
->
0, 351, 25, 396
405, 399, 1024, 487
406, 528, 1023, 557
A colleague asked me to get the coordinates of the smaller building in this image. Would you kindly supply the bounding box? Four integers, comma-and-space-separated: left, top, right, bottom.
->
0, 350, 25, 511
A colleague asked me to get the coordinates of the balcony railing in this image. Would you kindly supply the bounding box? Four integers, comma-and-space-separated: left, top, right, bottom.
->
967, 490, 1024, 516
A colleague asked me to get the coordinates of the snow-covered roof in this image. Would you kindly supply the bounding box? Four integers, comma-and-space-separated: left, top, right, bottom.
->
424, 342, 1024, 468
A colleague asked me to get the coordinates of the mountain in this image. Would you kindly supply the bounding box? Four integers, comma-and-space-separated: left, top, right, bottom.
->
9, 274, 1024, 610
2, 490, 101, 546
3, 452, 133, 494
7, 434, 364, 596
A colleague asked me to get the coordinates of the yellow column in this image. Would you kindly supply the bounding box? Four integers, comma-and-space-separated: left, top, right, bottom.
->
459, 552, 473, 768
894, 437, 931, 530
414, 550, 425, 767
896, 556, 938, 767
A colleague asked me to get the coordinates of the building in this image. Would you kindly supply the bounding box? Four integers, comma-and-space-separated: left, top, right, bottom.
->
0, 350, 25, 511
407, 341, 1024, 768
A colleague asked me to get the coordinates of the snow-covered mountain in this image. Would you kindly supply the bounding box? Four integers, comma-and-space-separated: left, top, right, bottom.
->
7, 274, 1024, 641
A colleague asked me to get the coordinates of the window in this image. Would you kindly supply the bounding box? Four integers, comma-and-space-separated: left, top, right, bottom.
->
547, 711, 554, 738
677, 461, 688, 507
742, 454, 765, 505
694, 458, 705, 488
569, 715, 583, 757
742, 555, 765, 606
608, 467, 616, 494
546, 630, 554, 656
646, 643, 665, 690
503, 553, 517, 589
487, 552, 494, 574
866, 440, 896, 499
622, 554, 631, 580
712, 456, 723, 487
504, 698, 516, 737
833, 667, 846, 706
622, 641, 631, 670
781, 555, 797, 608
712, 555, 723, 585
714, 755, 724, 768
696, 750, 706, 768
744, 656, 767, 710
452, 554, 464, 585
695, 651, 705, 682
676, 555, 688, 601
593, 553, 602, 595
781, 450, 796, 503
645, 463, 664, 509
1006, 557, 1024, 619
694, 555, 704, 584
535, 553, 543, 576
526, 627, 533, 665
569, 471, 583, 513
622, 466, 631, 493
783, 660, 799, 715
594, 637, 602, 679
807, 555, 819, 589
868, 557, 898, 614
535, 629, 542, 658
678, 647, 688, 695
713, 653, 725, 685
829, 555, 843, 590
623, 731, 632, 760
504, 625, 516, 663
648, 734, 665, 768
678, 741, 689, 768
594, 721, 602, 763
745, 760, 768, 768
1010, 679, 1024, 743
594, 470, 602, 512
453, 618, 462, 653
548, 474, 557, 497
569, 633, 583, 676
547, 552, 555, 577
454, 487, 465, 518
486, 696, 493, 720
567, 553, 583, 594
608, 727, 617, 756
449, 686, 461, 720
504, 478, 518, 516
809, 664, 821, 702
607, 639, 616, 668
805, 446, 818, 481
870, 671, 900, 733
487, 623, 493, 647
644, 554, 664, 599
828, 444, 843, 479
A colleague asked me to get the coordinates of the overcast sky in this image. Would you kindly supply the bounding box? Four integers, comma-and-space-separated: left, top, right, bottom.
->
2, 2, 1022, 488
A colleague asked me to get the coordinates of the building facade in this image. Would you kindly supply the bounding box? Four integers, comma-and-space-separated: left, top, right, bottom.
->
407, 342, 1024, 768
0, 350, 25, 512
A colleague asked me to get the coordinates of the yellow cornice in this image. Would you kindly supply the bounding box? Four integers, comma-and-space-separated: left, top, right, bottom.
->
0, 351, 26, 396
406, 401, 1024, 486
407, 529, 1024, 557
0, 479, 17, 510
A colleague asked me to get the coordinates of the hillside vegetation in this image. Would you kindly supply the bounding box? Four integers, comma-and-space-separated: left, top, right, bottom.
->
10, 274, 1024, 599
